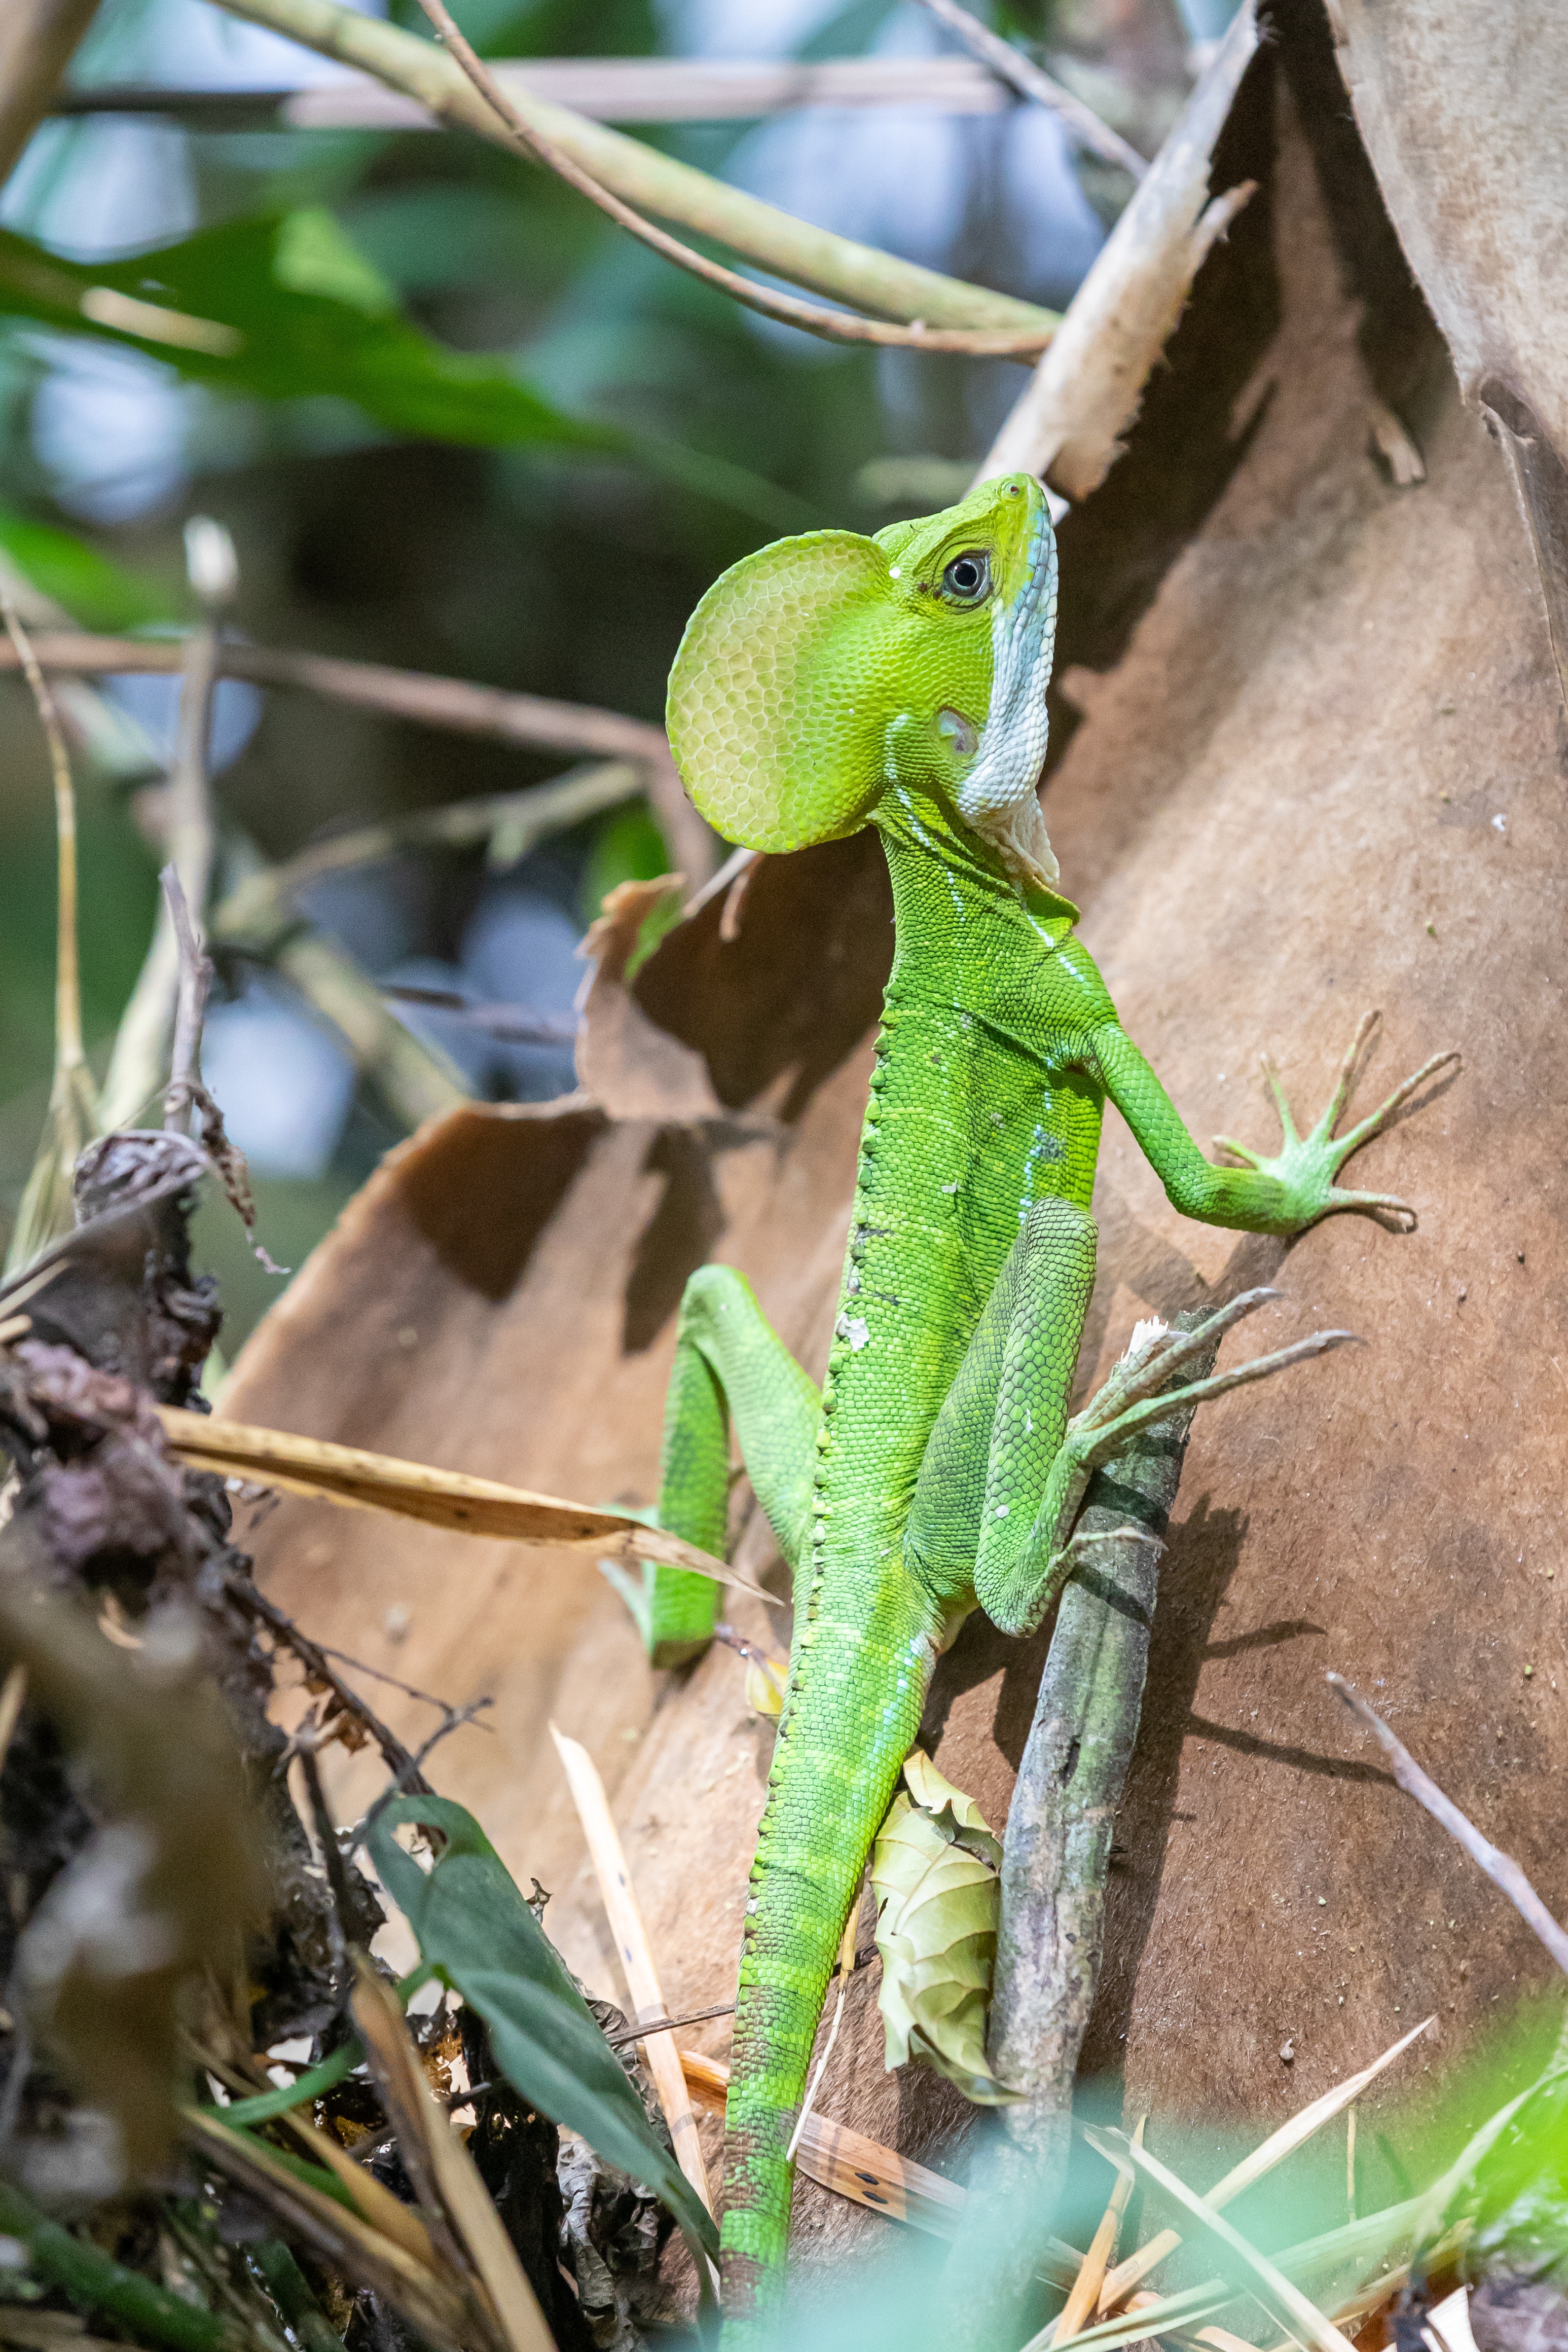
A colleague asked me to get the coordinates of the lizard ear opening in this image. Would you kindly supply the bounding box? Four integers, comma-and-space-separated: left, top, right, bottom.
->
667, 530, 891, 852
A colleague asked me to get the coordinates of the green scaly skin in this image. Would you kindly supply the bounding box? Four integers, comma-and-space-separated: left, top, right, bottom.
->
614, 476, 1451, 2329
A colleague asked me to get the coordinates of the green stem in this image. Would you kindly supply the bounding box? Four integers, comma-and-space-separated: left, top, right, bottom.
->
0, 2178, 226, 2352
249, 2242, 343, 2352
209, 0, 1056, 337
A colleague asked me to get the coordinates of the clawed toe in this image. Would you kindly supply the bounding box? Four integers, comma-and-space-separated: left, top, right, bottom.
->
1333, 1187, 1419, 1232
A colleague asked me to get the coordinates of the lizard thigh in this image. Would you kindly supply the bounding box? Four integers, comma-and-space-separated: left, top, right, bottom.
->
906, 1196, 1098, 1603
632, 1264, 821, 1667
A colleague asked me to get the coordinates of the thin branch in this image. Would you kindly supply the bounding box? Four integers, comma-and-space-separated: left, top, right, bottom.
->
160, 864, 213, 1136
1327, 1674, 1568, 1975
605, 2002, 736, 2049
214, 759, 645, 947
0, 633, 674, 764
379, 989, 577, 1047
226, 1570, 433, 1794
293, 1732, 352, 1979
917, 0, 1147, 178
210, 0, 1058, 340
401, 0, 1054, 355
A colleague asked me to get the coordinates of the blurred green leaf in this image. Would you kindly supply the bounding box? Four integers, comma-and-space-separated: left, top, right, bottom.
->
0, 209, 607, 452
0, 510, 175, 632
366, 1791, 719, 2262
578, 799, 669, 926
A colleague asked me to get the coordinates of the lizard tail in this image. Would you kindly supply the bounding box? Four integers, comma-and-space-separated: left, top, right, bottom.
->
719, 1574, 940, 2331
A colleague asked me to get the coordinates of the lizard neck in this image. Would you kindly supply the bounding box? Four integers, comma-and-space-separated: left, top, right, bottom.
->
873, 783, 1079, 1022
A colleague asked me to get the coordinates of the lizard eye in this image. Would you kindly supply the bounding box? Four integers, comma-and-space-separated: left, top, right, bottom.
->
940, 550, 991, 605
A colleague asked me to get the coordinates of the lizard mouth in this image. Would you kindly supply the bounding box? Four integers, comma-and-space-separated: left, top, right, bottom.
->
952, 499, 1060, 887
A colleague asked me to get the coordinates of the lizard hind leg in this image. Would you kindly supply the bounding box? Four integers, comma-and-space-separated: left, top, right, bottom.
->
980, 1289, 1359, 1637
617, 1263, 821, 1669
905, 1194, 1100, 1610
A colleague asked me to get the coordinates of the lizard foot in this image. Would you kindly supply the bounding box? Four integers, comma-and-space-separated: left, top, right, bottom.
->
1213, 1009, 1459, 1233
1036, 1294, 1358, 1596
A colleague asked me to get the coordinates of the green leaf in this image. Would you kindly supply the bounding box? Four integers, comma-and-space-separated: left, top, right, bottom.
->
0, 210, 608, 453
871, 1750, 1017, 2106
366, 1793, 718, 2262
0, 510, 175, 632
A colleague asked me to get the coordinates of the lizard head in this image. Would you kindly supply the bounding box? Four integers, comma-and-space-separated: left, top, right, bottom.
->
666, 471, 1060, 888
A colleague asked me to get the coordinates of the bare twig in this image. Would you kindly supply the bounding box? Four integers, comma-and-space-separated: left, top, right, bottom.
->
396, 0, 1051, 355
917, 0, 1147, 178
603, 2001, 736, 2049
379, 989, 577, 1047
160, 865, 213, 1136
979, 0, 1259, 495
225, 1570, 434, 1792
1327, 1674, 1568, 1975
5, 628, 718, 886
293, 1732, 353, 1978
214, 759, 646, 949
0, 589, 100, 1275
0, 633, 673, 764
946, 1293, 1355, 2347
99, 521, 235, 1131
210, 0, 1059, 341
158, 863, 285, 1271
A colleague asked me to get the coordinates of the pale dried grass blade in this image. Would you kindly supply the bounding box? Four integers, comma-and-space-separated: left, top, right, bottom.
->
183, 2107, 473, 2352
1099, 2014, 1434, 2308
551, 1727, 717, 2241
158, 1407, 757, 1591
679, 2049, 1084, 2285
350, 1963, 554, 2352
1084, 2126, 1357, 2352
1055, 2114, 1143, 2338
273, 2101, 437, 2266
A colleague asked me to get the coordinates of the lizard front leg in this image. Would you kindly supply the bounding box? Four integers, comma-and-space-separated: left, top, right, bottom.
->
1093, 1009, 1458, 1236
610, 1265, 819, 1668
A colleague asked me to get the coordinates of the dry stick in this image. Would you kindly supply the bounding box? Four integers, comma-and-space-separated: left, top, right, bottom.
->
1, 630, 714, 890
0, 590, 100, 1275
404, 0, 1050, 356
1327, 1675, 1568, 1977
0, 595, 467, 1138
160, 866, 213, 1138
0, 634, 673, 764
917, 0, 1147, 179
978, 0, 1259, 494
944, 1302, 1347, 2348
214, 758, 645, 950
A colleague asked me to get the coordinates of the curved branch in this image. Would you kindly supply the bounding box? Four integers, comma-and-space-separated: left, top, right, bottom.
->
210, 0, 1058, 343
407, 0, 1052, 355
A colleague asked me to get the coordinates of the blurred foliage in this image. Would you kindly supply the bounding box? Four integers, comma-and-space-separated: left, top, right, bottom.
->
0, 502, 176, 624
0, 0, 1159, 1329
0, 207, 603, 447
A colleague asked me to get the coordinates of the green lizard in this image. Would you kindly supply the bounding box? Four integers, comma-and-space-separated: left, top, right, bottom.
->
614, 473, 1452, 2326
